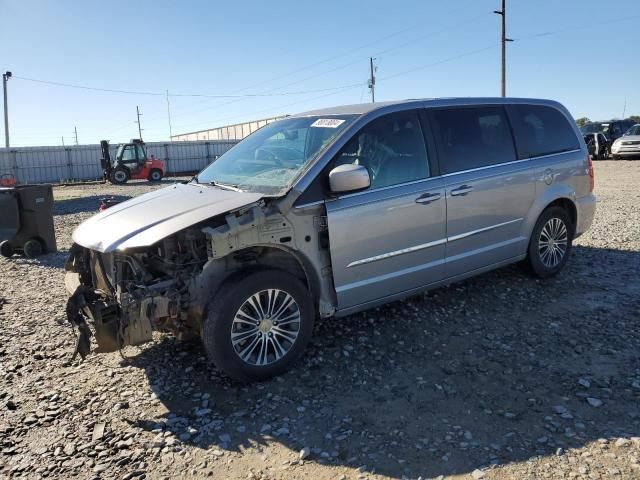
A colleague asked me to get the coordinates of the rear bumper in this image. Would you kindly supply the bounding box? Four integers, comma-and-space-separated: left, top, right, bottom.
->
575, 194, 596, 237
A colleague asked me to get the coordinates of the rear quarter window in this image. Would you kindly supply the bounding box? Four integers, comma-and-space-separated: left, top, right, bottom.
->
509, 105, 580, 158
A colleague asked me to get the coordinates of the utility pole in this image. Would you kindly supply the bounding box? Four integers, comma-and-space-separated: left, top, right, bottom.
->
166, 90, 173, 140
61, 136, 65, 147
74, 126, 79, 145
494, 0, 513, 97
622, 99, 627, 119
136, 105, 143, 140
3, 71, 12, 147
368, 57, 376, 103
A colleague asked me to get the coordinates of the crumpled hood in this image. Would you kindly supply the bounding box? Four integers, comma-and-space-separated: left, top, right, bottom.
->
72, 183, 263, 252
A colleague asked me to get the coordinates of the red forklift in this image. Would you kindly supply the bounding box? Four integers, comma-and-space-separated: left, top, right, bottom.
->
101, 139, 165, 184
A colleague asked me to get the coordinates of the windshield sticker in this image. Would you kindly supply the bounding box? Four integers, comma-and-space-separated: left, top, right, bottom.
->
311, 118, 346, 128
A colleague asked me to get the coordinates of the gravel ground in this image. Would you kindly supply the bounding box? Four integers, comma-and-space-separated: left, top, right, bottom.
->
1, 163, 639, 480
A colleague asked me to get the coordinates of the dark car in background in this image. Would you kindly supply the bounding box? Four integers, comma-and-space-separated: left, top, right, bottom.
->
580, 120, 635, 146
583, 132, 609, 159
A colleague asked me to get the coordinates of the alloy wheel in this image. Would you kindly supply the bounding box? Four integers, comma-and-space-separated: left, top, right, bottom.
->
538, 217, 568, 268
230, 289, 301, 366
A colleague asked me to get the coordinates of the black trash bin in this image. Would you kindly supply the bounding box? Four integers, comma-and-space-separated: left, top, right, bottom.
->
0, 184, 57, 258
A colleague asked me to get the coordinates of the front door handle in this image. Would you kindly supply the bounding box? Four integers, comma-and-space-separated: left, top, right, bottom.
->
415, 192, 441, 204
450, 185, 473, 196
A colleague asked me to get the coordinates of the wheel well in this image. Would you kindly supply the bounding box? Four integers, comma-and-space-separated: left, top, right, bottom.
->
545, 198, 577, 228
227, 246, 319, 302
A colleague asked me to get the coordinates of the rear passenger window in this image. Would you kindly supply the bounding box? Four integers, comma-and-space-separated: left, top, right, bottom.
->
509, 105, 580, 158
430, 107, 516, 175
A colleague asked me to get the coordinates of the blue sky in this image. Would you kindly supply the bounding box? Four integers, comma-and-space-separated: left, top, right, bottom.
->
1, 0, 639, 146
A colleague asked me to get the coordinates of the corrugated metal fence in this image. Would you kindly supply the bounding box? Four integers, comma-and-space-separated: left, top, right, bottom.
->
0, 140, 239, 184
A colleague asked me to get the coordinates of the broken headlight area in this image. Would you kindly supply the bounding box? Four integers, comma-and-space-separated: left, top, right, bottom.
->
64, 229, 208, 360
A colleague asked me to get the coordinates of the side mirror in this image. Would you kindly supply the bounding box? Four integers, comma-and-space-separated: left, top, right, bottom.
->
329, 164, 370, 194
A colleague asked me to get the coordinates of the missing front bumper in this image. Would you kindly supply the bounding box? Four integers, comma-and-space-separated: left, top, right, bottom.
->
65, 272, 153, 359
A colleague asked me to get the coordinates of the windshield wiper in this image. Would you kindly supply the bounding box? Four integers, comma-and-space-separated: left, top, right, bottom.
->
208, 180, 243, 192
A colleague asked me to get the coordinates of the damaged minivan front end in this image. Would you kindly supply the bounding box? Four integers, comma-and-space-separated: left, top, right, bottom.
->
64, 181, 337, 363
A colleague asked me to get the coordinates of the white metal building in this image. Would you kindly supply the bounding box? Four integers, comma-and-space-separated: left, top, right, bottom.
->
171, 115, 288, 142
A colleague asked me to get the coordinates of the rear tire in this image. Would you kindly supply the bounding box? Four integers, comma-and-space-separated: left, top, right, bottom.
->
23, 239, 43, 258
110, 167, 129, 184
524, 206, 574, 278
148, 169, 163, 182
202, 269, 314, 382
0, 241, 14, 258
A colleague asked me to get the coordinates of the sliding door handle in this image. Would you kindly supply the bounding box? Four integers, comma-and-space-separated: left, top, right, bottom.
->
415, 192, 441, 204
450, 185, 473, 196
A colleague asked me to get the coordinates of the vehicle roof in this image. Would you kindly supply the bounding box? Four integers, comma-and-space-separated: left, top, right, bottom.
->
587, 119, 631, 124
292, 97, 564, 117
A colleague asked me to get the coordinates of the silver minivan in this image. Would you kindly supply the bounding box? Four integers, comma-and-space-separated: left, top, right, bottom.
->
66, 98, 596, 381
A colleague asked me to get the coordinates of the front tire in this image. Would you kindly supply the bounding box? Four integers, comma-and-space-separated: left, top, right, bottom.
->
110, 167, 129, 184
202, 270, 314, 382
524, 206, 574, 278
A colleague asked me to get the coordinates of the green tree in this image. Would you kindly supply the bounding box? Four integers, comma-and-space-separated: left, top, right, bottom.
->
626, 116, 640, 124
575, 117, 591, 127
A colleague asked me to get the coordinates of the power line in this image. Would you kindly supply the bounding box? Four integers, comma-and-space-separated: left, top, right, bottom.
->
10, 8, 640, 142
173, 42, 500, 132
77, 2, 487, 126
378, 44, 498, 83
4, 2, 488, 138
174, 85, 362, 132
11, 75, 367, 99
158, 10, 491, 124
513, 13, 640, 41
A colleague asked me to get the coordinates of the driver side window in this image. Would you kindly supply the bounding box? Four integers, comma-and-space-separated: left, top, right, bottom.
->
333, 111, 429, 190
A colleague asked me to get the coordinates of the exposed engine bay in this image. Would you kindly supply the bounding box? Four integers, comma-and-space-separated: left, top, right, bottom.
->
65, 227, 209, 358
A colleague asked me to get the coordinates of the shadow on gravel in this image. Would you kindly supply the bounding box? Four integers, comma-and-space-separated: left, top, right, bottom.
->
1, 249, 69, 269
122, 245, 640, 478
53, 194, 131, 215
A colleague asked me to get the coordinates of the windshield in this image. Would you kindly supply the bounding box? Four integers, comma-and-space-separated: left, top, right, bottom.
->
625, 125, 640, 136
580, 123, 608, 134
195, 115, 357, 194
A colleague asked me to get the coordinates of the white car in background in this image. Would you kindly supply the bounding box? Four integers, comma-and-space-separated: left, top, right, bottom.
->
611, 125, 640, 160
